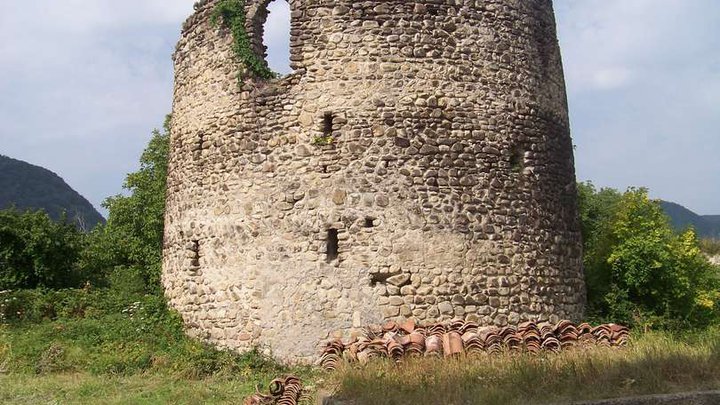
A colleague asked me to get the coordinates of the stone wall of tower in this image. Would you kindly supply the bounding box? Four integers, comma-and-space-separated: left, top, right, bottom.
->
163, 0, 585, 362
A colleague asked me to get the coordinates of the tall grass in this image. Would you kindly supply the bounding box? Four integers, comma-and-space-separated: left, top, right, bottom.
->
0, 373, 267, 405
700, 239, 720, 256
329, 329, 720, 404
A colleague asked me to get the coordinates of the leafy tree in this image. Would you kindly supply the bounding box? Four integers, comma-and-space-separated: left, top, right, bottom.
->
82, 116, 170, 292
577, 182, 622, 306
0, 209, 85, 289
578, 184, 719, 328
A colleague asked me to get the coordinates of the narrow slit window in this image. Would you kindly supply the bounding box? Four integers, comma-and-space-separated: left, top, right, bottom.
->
510, 147, 524, 173
323, 112, 334, 137
196, 133, 205, 153
190, 240, 200, 267
326, 229, 339, 261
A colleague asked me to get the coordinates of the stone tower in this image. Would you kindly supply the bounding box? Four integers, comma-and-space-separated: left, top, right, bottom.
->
163, 0, 585, 362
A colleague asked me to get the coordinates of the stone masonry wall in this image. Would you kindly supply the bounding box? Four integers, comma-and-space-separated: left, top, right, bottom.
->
163, 0, 586, 363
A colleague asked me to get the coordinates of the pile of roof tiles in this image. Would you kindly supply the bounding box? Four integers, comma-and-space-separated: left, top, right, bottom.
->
320, 319, 629, 370
243, 375, 304, 405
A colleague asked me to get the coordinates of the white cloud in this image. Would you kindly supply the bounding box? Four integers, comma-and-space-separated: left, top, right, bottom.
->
0, 1, 195, 34
589, 67, 634, 91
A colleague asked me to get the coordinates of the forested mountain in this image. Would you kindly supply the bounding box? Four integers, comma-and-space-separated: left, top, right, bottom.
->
661, 201, 720, 239
705, 215, 720, 228
0, 155, 105, 230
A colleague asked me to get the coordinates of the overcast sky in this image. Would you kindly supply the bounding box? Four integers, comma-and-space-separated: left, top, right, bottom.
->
0, 0, 717, 216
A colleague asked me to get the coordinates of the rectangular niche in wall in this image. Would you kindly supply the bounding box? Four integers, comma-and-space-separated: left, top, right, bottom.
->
326, 229, 339, 261
195, 132, 205, 156
364, 217, 375, 228
510, 146, 525, 173
323, 112, 334, 137
190, 240, 200, 267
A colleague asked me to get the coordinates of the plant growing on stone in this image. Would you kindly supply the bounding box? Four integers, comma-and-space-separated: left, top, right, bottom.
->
210, 0, 276, 81
311, 135, 335, 146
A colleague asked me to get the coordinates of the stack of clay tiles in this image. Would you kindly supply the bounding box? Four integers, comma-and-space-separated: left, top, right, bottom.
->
243, 376, 304, 405
320, 320, 629, 370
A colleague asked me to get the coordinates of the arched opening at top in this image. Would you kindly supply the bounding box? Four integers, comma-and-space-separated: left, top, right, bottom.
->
263, 0, 292, 75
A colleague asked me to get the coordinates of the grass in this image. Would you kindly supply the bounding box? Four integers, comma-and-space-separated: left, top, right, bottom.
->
2, 288, 720, 404
327, 328, 720, 405
5, 326, 718, 405
0, 288, 318, 403
700, 239, 720, 256
0, 373, 266, 405
0, 316, 320, 404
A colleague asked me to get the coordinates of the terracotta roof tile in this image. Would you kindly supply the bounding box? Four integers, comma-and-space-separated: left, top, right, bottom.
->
320, 320, 630, 370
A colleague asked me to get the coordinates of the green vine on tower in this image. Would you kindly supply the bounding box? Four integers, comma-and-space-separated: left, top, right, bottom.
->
210, 0, 276, 82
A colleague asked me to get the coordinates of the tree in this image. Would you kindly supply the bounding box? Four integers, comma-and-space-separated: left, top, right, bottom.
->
0, 209, 85, 290
82, 116, 170, 292
577, 182, 622, 307
578, 184, 719, 328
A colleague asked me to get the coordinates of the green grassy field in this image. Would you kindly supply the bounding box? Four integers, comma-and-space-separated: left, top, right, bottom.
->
0, 289, 318, 404
2, 288, 719, 404
0, 373, 268, 405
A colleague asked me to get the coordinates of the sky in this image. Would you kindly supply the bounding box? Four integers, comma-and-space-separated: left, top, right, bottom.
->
0, 0, 717, 216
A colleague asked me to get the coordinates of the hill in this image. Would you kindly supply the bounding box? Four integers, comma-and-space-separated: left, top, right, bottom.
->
0, 155, 105, 230
660, 201, 720, 239
705, 215, 720, 228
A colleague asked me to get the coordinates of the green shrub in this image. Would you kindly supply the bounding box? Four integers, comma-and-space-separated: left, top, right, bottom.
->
0, 287, 146, 325
0, 209, 86, 290
0, 286, 289, 379
578, 184, 720, 329
577, 182, 622, 307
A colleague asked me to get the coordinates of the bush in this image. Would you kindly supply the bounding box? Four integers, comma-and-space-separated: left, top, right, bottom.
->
577, 183, 622, 306
0, 209, 86, 290
0, 286, 287, 379
578, 183, 720, 329
0, 282, 154, 325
